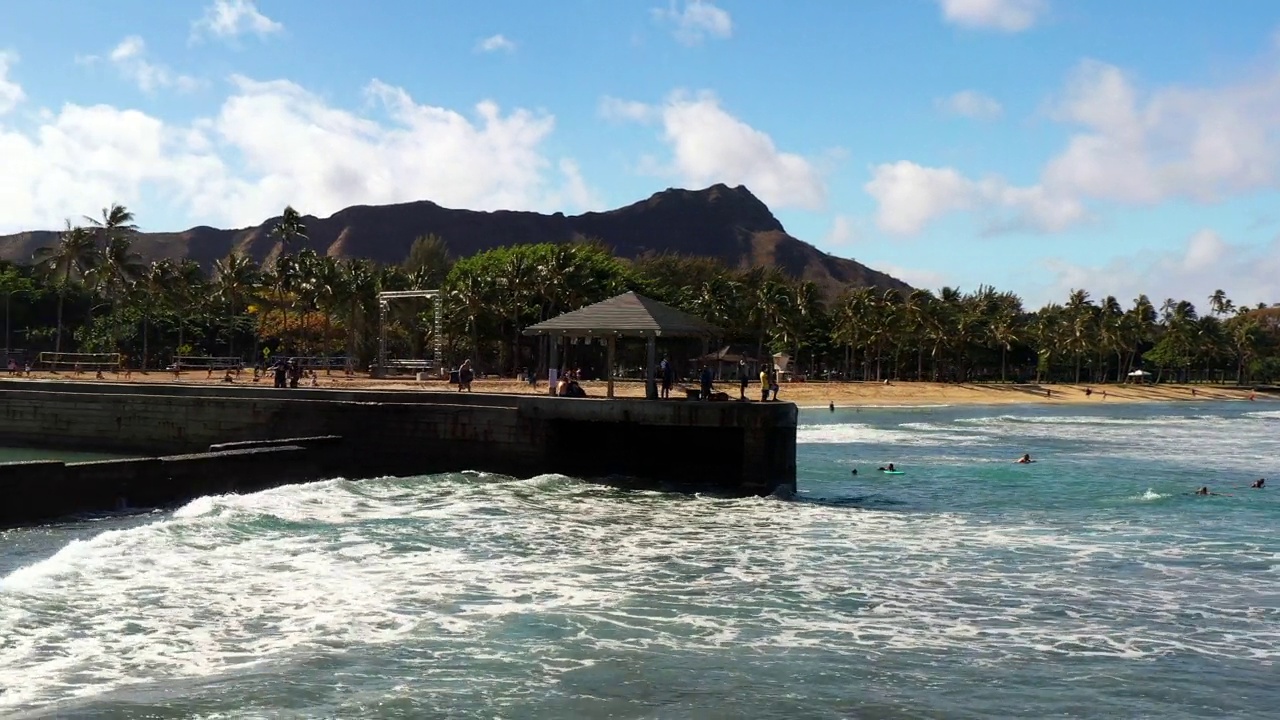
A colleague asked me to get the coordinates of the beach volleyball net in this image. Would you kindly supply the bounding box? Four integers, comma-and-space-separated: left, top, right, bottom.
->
37, 352, 122, 372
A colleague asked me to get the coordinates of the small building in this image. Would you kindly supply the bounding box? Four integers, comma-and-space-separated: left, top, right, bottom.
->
523, 291, 721, 399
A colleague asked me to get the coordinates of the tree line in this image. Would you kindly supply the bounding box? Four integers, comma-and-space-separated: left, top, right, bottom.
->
6, 202, 1279, 384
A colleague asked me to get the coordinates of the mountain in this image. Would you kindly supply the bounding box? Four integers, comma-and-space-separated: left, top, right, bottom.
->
0, 184, 908, 300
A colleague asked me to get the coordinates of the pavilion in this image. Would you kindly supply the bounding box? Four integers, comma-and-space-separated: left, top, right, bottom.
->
522, 291, 721, 399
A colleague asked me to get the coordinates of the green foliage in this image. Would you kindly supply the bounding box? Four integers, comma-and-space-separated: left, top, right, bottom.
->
8, 202, 1280, 382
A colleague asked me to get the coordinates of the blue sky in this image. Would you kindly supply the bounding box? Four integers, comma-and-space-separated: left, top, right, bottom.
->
2, 0, 1279, 307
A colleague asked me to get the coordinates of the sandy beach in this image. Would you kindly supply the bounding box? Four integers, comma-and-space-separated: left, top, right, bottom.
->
14, 369, 1271, 407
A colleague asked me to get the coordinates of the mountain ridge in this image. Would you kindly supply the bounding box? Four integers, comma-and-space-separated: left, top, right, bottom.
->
0, 184, 908, 301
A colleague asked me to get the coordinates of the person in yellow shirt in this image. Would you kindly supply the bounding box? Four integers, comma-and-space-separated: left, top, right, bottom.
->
759, 367, 770, 401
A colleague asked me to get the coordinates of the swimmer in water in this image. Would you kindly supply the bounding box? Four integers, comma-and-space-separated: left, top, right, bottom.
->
877, 463, 897, 472
1251, 478, 1265, 489
1192, 486, 1229, 496
1015, 453, 1033, 464
829, 401, 835, 412
850, 468, 858, 476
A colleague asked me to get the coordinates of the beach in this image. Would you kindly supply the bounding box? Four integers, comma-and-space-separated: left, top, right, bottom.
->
12, 369, 1269, 407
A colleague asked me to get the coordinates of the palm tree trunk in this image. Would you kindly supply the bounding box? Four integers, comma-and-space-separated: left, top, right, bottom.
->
347, 308, 358, 366
323, 310, 332, 373
142, 314, 149, 370
1000, 346, 1008, 383
469, 318, 480, 368
228, 302, 237, 358
54, 287, 66, 358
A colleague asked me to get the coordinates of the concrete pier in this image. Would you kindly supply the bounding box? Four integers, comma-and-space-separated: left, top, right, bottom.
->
0, 379, 796, 523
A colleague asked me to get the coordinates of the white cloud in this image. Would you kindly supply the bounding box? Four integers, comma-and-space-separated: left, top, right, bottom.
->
938, 0, 1048, 32
1041, 229, 1280, 309
475, 34, 516, 53
822, 214, 858, 246
865, 162, 976, 235
0, 75, 599, 233
598, 95, 656, 122
1041, 59, 1280, 205
652, 1, 732, 46
868, 45, 1280, 236
613, 91, 826, 210
106, 36, 201, 93
0, 51, 24, 115
193, 0, 282, 40
936, 90, 1003, 120
864, 161, 1087, 235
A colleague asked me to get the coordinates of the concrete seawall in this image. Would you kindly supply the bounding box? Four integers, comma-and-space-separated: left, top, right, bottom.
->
0, 442, 337, 528
0, 379, 796, 519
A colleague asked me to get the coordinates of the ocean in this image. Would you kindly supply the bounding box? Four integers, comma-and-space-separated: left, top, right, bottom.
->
0, 401, 1276, 718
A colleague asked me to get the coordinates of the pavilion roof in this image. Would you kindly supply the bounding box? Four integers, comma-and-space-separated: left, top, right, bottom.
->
522, 291, 721, 338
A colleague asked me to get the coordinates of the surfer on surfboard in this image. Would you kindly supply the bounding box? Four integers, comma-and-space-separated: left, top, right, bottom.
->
1015, 454, 1034, 464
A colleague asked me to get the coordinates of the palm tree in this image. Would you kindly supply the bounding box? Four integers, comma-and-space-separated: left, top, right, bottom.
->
337, 259, 378, 367
136, 260, 176, 370
96, 234, 144, 354
1208, 289, 1234, 318
1064, 289, 1095, 383
268, 253, 301, 353
309, 255, 344, 364
33, 222, 99, 357
902, 289, 933, 380
168, 260, 206, 366
988, 305, 1020, 383
269, 206, 308, 352
270, 205, 308, 257
500, 249, 536, 374
1229, 316, 1260, 383
1096, 296, 1124, 382
213, 253, 260, 357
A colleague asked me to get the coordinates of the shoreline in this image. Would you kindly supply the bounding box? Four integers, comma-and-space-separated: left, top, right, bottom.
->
7, 371, 1272, 408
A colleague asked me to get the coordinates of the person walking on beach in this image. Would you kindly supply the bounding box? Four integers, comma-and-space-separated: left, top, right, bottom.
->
739, 360, 749, 400
273, 359, 287, 389
699, 364, 714, 400
660, 356, 673, 399
458, 360, 474, 392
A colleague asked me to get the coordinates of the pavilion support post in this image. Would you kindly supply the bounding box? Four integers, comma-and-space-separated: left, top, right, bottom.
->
645, 334, 658, 400
548, 335, 560, 395
606, 335, 616, 399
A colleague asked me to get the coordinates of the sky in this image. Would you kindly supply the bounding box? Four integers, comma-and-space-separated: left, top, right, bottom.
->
1, 0, 1279, 308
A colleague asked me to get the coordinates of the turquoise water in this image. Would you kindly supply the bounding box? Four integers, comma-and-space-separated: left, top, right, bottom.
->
0, 401, 1276, 718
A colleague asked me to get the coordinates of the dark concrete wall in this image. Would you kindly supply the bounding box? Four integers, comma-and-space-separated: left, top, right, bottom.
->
0, 445, 325, 528
0, 380, 797, 498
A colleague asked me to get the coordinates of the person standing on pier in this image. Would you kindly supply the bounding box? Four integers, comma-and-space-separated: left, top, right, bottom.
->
660, 356, 674, 399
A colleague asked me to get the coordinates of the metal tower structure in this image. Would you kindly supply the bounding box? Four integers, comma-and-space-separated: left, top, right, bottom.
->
376, 289, 443, 377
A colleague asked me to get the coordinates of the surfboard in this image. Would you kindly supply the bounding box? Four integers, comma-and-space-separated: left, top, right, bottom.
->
880, 470, 905, 475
